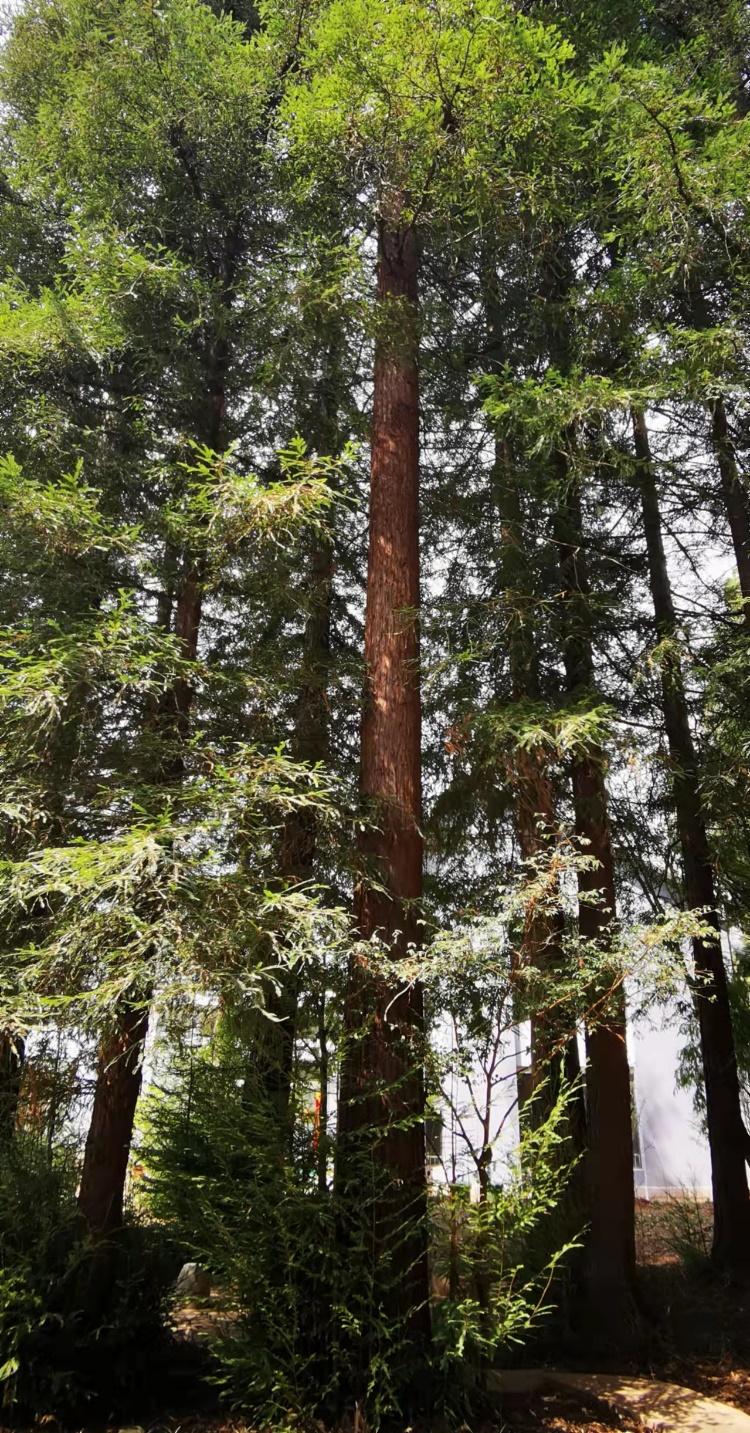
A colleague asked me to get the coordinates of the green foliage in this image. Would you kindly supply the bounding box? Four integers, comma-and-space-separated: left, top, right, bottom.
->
676, 942, 750, 1129
430, 1112, 581, 1387
286, 0, 587, 230
0, 0, 749, 1418
658, 1191, 713, 1273
0, 454, 139, 558
0, 1135, 179, 1417
163, 438, 349, 579
0, 746, 345, 1040
141, 1008, 578, 1429
482, 696, 617, 762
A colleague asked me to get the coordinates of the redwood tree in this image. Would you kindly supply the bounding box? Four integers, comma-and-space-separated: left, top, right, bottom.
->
337, 210, 430, 1351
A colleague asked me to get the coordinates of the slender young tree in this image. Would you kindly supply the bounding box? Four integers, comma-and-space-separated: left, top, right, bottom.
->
0, 1033, 24, 1144
552, 452, 636, 1317
710, 395, 750, 629
676, 284, 750, 630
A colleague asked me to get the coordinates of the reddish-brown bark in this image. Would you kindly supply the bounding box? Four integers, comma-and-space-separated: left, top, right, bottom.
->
77, 1004, 149, 1234
357, 219, 422, 948
632, 407, 750, 1272
338, 215, 429, 1348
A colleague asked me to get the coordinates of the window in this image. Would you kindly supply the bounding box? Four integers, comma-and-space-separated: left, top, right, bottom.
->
425, 1112, 443, 1165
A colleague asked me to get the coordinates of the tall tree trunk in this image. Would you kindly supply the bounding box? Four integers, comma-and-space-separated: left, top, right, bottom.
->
337, 213, 430, 1355
494, 441, 581, 1108
553, 454, 636, 1317
77, 346, 227, 1237
632, 406, 750, 1271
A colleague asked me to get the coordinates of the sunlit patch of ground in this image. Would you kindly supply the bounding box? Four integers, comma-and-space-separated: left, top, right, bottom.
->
661, 1363, 750, 1417
169, 1292, 238, 1343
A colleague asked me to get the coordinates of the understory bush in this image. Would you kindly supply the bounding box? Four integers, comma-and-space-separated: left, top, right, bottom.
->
660, 1190, 713, 1273
0, 1134, 179, 1420
142, 1045, 577, 1429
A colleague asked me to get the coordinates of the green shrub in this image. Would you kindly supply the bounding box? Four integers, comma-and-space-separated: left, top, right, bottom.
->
660, 1190, 713, 1273
0, 1134, 180, 1420
141, 1048, 577, 1429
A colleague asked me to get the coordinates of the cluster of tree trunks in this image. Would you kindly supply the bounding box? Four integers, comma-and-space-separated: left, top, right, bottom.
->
6, 193, 750, 1376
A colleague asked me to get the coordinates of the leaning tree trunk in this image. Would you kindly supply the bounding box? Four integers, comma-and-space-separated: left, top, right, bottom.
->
632, 407, 750, 1272
77, 343, 227, 1237
337, 212, 430, 1355
76, 1006, 150, 1233
552, 457, 636, 1319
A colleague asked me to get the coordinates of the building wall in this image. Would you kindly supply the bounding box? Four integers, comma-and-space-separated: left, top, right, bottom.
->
629, 1001, 711, 1199
429, 1006, 713, 1201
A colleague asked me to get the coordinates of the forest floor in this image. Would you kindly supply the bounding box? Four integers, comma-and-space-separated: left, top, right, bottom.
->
157, 1200, 750, 1433
499, 1389, 641, 1431
628, 1198, 750, 1415
490, 1197, 750, 1430
6, 1197, 750, 1433
160, 1406, 635, 1433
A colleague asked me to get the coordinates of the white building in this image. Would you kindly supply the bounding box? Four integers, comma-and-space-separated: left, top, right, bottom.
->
428, 1001, 712, 1201
629, 1001, 711, 1199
